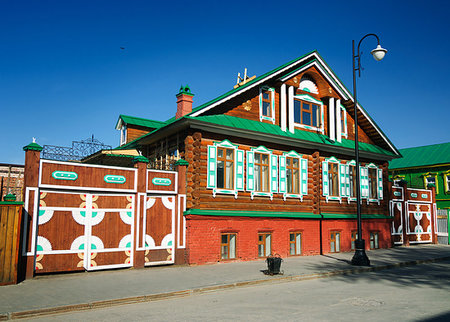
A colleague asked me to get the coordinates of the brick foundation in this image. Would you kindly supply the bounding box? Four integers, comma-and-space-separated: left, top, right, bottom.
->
185, 215, 391, 265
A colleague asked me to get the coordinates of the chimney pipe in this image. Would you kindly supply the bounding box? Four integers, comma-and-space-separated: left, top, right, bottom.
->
176, 85, 194, 119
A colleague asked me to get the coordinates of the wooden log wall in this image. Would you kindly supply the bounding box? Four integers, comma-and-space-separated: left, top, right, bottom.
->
184, 130, 389, 217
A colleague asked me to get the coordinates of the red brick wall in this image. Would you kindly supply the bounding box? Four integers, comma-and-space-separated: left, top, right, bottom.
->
186, 215, 391, 265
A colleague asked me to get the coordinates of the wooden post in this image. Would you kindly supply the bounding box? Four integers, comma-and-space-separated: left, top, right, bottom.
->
175, 159, 188, 264
429, 185, 438, 244
132, 155, 149, 269
399, 180, 409, 246
22, 141, 43, 279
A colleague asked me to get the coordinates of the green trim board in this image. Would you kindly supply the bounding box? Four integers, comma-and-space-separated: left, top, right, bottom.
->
184, 209, 320, 219
184, 209, 392, 220
0, 201, 24, 205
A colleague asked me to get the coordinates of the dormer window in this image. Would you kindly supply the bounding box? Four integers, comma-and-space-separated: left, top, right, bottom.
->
292, 94, 324, 132
259, 87, 275, 124
294, 99, 320, 127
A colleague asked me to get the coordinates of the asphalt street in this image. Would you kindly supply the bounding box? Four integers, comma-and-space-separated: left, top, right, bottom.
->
23, 259, 450, 322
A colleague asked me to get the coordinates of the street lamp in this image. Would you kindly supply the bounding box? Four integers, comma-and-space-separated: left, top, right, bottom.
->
351, 34, 387, 266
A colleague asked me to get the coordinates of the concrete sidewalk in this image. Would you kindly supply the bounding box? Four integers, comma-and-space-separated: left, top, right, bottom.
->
1, 244, 450, 320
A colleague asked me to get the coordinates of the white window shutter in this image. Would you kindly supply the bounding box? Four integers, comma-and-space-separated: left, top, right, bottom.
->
322, 161, 329, 196
270, 155, 278, 193
207, 145, 217, 189
345, 164, 350, 197
360, 166, 369, 198
279, 155, 286, 194
339, 164, 347, 197
377, 168, 383, 200
301, 158, 308, 195
246, 151, 255, 192
235, 149, 244, 191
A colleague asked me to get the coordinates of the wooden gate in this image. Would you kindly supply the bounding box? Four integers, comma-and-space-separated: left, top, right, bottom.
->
22, 152, 187, 277
35, 191, 135, 273
436, 209, 449, 245
389, 184, 437, 245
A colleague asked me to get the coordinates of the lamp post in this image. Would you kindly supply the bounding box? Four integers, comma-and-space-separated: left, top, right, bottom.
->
351, 34, 387, 266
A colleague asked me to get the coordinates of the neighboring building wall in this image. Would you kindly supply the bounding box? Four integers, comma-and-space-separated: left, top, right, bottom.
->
0, 164, 24, 202
390, 165, 450, 209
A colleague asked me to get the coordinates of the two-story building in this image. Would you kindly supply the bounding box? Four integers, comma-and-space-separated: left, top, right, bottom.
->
114, 51, 401, 264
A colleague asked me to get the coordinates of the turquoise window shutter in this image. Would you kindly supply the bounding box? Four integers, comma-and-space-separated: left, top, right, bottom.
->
360, 166, 369, 198
270, 155, 278, 193
322, 161, 329, 196
339, 164, 347, 197
345, 165, 350, 197
377, 168, 383, 200
207, 145, 217, 189
279, 155, 286, 194
301, 158, 308, 195
246, 151, 255, 192
235, 149, 244, 191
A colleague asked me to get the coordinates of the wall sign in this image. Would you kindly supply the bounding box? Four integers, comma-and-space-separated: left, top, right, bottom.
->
104, 175, 126, 184
52, 171, 78, 181
152, 178, 172, 186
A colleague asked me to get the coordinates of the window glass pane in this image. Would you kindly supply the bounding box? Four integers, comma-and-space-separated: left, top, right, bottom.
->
290, 243, 295, 255
226, 161, 234, 189
255, 164, 261, 191
217, 160, 224, 188
302, 111, 311, 125
226, 149, 233, 160
258, 244, 264, 257
221, 245, 228, 259
336, 233, 340, 252
222, 234, 228, 244
294, 100, 301, 123
263, 102, 270, 116
312, 105, 318, 127
262, 165, 269, 191
290, 233, 295, 242
218, 149, 223, 158
293, 158, 299, 168
296, 233, 301, 254
330, 241, 335, 253
262, 154, 268, 164
292, 169, 299, 194
263, 92, 269, 100
265, 234, 271, 256
287, 168, 292, 193
255, 153, 261, 163
303, 103, 310, 111
230, 234, 236, 258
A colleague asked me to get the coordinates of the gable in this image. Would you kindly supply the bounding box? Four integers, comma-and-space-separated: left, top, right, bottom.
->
187, 52, 398, 155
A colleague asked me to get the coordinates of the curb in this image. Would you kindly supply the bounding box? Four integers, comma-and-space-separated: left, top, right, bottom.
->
2, 256, 449, 320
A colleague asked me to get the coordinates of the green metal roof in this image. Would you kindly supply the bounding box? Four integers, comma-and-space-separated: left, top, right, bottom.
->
389, 142, 450, 169
187, 115, 396, 157
117, 114, 166, 129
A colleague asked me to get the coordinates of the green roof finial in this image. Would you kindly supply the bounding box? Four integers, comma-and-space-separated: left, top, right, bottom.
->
4, 193, 16, 202
176, 84, 194, 97
23, 138, 43, 152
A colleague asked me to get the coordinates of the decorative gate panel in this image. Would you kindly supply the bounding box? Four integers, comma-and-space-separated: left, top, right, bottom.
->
406, 202, 432, 243
390, 201, 403, 245
144, 196, 175, 265
35, 191, 134, 273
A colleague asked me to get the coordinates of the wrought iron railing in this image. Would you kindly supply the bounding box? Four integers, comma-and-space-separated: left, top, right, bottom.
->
41, 136, 112, 161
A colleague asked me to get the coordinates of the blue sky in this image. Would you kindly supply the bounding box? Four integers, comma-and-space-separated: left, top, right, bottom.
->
1, 0, 449, 164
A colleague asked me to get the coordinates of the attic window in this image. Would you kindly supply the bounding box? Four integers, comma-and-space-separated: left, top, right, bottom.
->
299, 75, 319, 94
259, 87, 275, 124
120, 125, 127, 146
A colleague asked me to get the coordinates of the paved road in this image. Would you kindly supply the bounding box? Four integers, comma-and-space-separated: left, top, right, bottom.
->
25, 259, 450, 321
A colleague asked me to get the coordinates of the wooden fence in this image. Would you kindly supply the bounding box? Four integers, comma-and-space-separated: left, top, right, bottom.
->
0, 202, 23, 285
